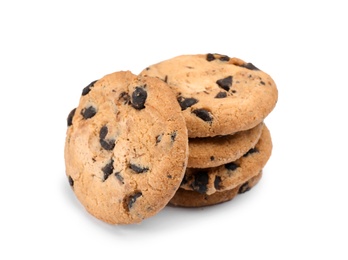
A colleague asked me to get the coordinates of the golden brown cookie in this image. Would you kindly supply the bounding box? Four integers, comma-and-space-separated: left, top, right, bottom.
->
169, 171, 263, 207
139, 53, 278, 138
188, 122, 264, 168
64, 71, 188, 225
180, 124, 272, 195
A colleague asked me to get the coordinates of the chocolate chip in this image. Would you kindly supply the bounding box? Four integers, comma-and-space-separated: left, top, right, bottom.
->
67, 108, 76, 126
100, 139, 115, 150
130, 163, 149, 174
115, 172, 124, 184
102, 159, 114, 181
216, 76, 233, 91
192, 171, 209, 194
238, 182, 251, 194
164, 75, 168, 83
68, 176, 74, 187
243, 148, 259, 157
210, 156, 215, 161
219, 55, 230, 61
81, 106, 96, 119
99, 126, 115, 150
177, 96, 198, 110
215, 92, 227, 98
155, 133, 163, 145
125, 192, 142, 211
119, 92, 131, 105
99, 125, 108, 139
214, 176, 222, 190
170, 131, 177, 142
192, 109, 213, 122
206, 53, 215, 61
82, 80, 97, 96
131, 86, 147, 110
241, 63, 260, 71
225, 162, 239, 171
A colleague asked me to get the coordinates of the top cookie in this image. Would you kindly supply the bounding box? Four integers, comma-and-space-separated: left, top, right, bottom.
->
64, 71, 188, 225
139, 53, 278, 137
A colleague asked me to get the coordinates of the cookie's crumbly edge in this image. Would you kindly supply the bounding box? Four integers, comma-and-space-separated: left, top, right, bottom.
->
180, 124, 272, 195
188, 122, 264, 168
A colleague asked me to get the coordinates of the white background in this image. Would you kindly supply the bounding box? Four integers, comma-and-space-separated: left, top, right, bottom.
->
1, 0, 347, 259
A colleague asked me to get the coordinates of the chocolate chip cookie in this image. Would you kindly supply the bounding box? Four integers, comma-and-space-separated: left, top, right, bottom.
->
139, 53, 278, 137
64, 71, 188, 224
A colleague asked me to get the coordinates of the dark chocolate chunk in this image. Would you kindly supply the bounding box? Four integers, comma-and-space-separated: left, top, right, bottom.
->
164, 75, 168, 83
155, 133, 163, 144
260, 81, 265, 85
214, 176, 222, 190
192, 109, 213, 122
119, 92, 131, 105
192, 171, 209, 194
170, 131, 177, 142
82, 80, 97, 96
102, 159, 114, 181
238, 182, 251, 194
219, 55, 230, 61
99, 126, 115, 150
115, 172, 124, 184
177, 96, 198, 110
130, 163, 149, 174
67, 108, 76, 126
216, 76, 233, 91
243, 147, 259, 157
215, 92, 227, 98
125, 192, 142, 211
241, 63, 260, 71
206, 53, 215, 61
225, 162, 239, 171
99, 125, 108, 139
131, 86, 147, 110
81, 106, 96, 119
210, 156, 215, 161
68, 176, 74, 187
100, 139, 115, 150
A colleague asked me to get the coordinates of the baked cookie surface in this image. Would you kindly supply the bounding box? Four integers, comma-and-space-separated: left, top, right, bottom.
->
169, 171, 263, 207
180, 124, 272, 195
139, 53, 278, 137
188, 122, 264, 168
64, 71, 188, 224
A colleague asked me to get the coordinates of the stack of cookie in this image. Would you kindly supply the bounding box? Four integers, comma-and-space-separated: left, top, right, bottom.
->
64, 53, 277, 225
139, 53, 277, 207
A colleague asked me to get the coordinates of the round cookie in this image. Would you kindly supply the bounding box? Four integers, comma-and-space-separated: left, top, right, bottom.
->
188, 122, 264, 168
180, 124, 272, 195
169, 171, 263, 207
64, 71, 188, 225
139, 53, 278, 138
